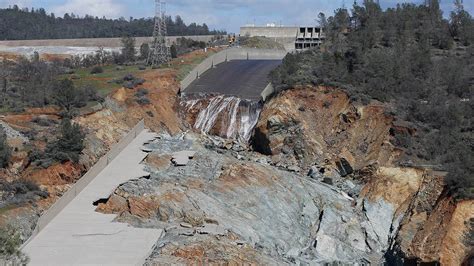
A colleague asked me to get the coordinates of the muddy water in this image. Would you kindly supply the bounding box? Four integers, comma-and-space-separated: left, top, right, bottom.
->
182, 94, 262, 143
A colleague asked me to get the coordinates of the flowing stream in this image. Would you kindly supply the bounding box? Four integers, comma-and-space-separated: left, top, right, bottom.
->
183, 95, 262, 143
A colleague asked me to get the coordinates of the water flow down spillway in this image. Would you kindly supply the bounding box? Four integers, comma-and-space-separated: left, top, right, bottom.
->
182, 95, 262, 143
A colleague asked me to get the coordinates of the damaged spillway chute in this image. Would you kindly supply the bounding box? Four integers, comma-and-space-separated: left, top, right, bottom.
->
182, 95, 262, 144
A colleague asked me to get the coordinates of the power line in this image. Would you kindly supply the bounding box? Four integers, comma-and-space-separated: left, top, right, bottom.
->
147, 0, 171, 67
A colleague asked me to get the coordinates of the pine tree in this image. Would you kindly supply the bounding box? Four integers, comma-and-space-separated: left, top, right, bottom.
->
46, 118, 85, 163
0, 128, 11, 168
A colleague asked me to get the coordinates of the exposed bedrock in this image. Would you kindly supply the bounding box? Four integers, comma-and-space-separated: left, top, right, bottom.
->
95, 133, 416, 264
94, 86, 472, 265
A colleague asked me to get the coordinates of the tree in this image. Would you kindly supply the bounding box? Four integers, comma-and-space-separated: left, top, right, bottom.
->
139, 43, 150, 60
450, 0, 474, 45
0, 7, 226, 40
272, 1, 473, 200
170, 44, 178, 58
46, 118, 85, 163
317, 12, 328, 32
0, 128, 11, 168
52, 79, 85, 114
121, 36, 136, 62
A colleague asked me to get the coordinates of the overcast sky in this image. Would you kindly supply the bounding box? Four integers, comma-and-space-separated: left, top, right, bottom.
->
1, 0, 473, 33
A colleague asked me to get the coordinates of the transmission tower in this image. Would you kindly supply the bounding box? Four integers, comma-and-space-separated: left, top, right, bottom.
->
147, 0, 171, 67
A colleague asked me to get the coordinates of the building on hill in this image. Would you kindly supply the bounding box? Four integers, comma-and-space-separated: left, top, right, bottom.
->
240, 25, 325, 51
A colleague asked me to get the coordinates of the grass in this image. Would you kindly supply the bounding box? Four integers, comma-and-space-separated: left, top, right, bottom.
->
0, 204, 22, 216
59, 50, 218, 97
60, 64, 145, 96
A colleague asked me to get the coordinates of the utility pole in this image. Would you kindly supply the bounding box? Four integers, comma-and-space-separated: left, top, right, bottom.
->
147, 0, 171, 67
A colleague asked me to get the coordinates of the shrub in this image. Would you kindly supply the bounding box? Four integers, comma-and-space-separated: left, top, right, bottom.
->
46, 119, 85, 163
135, 88, 149, 98
123, 82, 134, 89
0, 226, 23, 261
78, 85, 103, 103
90, 66, 103, 74
132, 78, 145, 86
31, 117, 56, 127
0, 128, 11, 168
123, 74, 135, 81
136, 96, 151, 106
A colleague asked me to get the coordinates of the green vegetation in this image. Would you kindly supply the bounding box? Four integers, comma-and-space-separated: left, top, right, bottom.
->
174, 37, 207, 55
52, 79, 86, 115
120, 36, 137, 63
90, 66, 104, 74
0, 56, 103, 114
0, 6, 225, 40
271, 0, 473, 200
240, 36, 285, 50
135, 88, 150, 106
45, 118, 85, 164
140, 43, 150, 61
27, 119, 85, 166
0, 225, 24, 262
61, 65, 141, 96
0, 128, 11, 168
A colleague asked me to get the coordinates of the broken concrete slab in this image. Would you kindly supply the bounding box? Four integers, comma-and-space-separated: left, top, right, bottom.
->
171, 150, 196, 166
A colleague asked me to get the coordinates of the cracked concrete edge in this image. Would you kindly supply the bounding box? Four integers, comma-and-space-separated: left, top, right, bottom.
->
140, 230, 165, 266
21, 120, 146, 250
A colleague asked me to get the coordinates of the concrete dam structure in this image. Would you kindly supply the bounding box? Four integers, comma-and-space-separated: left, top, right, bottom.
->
240, 26, 325, 51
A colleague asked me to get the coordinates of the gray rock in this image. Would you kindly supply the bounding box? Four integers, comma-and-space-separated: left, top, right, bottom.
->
177, 229, 195, 236
361, 198, 395, 252
281, 146, 292, 155
180, 222, 193, 228
115, 133, 394, 264
172, 151, 196, 166
308, 166, 322, 179
0, 121, 29, 143
196, 224, 226, 236
287, 165, 301, 172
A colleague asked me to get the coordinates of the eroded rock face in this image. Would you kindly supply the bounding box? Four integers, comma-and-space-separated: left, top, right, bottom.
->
253, 86, 396, 174
98, 133, 411, 264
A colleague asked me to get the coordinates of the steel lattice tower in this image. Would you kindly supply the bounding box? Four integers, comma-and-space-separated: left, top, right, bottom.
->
147, 0, 171, 66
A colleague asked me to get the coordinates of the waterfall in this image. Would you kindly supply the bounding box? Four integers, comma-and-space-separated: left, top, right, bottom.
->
182, 95, 262, 143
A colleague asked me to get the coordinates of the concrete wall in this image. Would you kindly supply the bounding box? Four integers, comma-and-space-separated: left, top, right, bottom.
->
260, 83, 275, 102
180, 48, 287, 93
240, 27, 298, 38
0, 35, 223, 48
240, 27, 298, 51
21, 120, 146, 248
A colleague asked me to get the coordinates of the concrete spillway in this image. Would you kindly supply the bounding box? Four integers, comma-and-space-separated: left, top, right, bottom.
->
183, 60, 281, 101
22, 130, 162, 266
180, 49, 284, 144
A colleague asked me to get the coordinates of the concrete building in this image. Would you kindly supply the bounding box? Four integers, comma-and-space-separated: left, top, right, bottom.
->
240, 26, 325, 51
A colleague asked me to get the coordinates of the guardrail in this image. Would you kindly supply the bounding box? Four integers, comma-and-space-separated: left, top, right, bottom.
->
180, 48, 288, 92
21, 119, 146, 248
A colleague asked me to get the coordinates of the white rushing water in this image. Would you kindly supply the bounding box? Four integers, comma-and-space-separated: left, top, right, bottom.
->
184, 95, 262, 143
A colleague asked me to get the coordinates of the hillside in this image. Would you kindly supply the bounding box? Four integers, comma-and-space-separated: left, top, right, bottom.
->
0, 5, 226, 40
271, 0, 473, 200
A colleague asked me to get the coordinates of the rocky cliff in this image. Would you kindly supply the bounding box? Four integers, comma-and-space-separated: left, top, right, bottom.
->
2, 60, 471, 264
252, 86, 473, 264
91, 85, 472, 264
